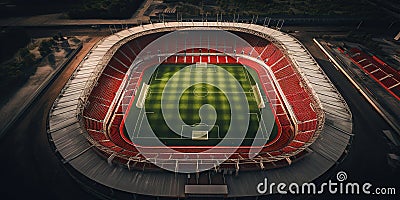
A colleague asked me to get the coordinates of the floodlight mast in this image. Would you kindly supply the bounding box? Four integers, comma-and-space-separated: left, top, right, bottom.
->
276, 19, 284, 30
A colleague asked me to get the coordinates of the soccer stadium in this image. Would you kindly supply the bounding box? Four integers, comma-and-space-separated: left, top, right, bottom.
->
46, 22, 353, 198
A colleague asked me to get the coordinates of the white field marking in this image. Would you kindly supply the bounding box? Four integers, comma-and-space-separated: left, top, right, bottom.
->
242, 66, 254, 87
148, 91, 254, 94
249, 113, 268, 139
193, 86, 209, 97
180, 124, 221, 139
189, 65, 217, 73
133, 111, 157, 138
153, 68, 162, 81
135, 109, 148, 138
132, 107, 146, 138
259, 113, 270, 139
145, 89, 152, 99
241, 66, 262, 103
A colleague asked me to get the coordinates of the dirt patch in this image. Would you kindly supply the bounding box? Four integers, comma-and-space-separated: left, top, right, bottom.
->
0, 65, 53, 124
0, 36, 82, 131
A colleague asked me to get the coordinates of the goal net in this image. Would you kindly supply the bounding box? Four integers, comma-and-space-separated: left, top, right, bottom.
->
192, 130, 209, 140
191, 62, 217, 73
195, 62, 208, 68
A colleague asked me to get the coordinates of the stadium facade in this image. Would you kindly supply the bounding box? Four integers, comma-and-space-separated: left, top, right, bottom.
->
47, 22, 352, 198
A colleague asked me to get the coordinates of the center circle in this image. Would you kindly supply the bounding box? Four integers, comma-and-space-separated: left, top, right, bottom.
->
193, 86, 208, 97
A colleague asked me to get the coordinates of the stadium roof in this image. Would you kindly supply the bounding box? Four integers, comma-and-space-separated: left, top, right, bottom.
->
48, 22, 352, 197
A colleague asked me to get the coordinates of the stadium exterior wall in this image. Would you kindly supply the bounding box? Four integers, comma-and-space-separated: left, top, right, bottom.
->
47, 22, 352, 198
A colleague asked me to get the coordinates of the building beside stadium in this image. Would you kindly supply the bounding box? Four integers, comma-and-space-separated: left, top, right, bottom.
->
47, 22, 352, 198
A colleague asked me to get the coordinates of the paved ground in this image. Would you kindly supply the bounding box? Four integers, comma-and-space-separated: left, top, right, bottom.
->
131, 0, 154, 21
322, 41, 400, 134
0, 37, 87, 137
295, 30, 399, 193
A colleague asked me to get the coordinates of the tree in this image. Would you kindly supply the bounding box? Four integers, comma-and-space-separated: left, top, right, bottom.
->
48, 54, 56, 66
39, 39, 53, 57
16, 48, 30, 63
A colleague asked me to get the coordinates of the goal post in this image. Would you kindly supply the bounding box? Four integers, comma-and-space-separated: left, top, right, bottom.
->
191, 62, 212, 73
182, 124, 218, 140
195, 62, 208, 68
191, 62, 218, 73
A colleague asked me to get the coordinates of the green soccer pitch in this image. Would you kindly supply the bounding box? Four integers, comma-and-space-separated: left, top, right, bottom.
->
122, 64, 278, 147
